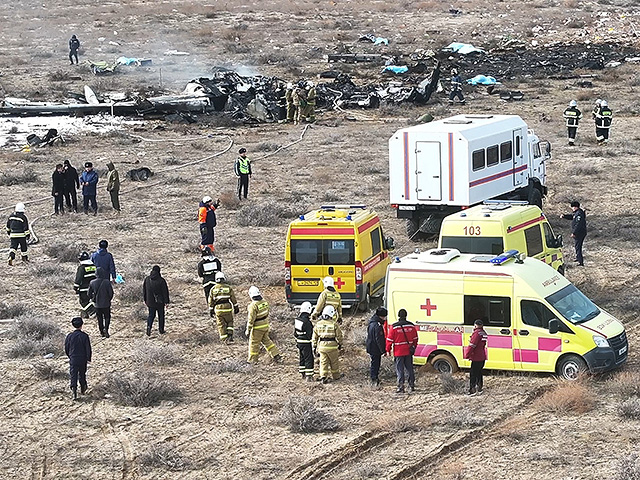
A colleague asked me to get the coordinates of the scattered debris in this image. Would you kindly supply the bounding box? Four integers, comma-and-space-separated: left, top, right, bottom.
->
382, 65, 409, 75
128, 167, 153, 181
328, 53, 385, 64
358, 34, 389, 46
88, 60, 118, 75
499, 91, 524, 101
444, 42, 485, 55
467, 75, 499, 86
26, 129, 64, 147
117, 57, 153, 66
164, 50, 189, 56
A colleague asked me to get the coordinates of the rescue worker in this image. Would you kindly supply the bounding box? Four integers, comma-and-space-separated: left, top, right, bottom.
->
246, 286, 282, 364
88, 267, 114, 338
106, 161, 121, 212
594, 99, 613, 145
386, 309, 418, 393
197, 246, 222, 302
198, 196, 219, 252
234, 148, 252, 200
91, 240, 117, 283
563, 100, 582, 146
68, 34, 80, 65
591, 98, 602, 120
366, 307, 388, 386
304, 81, 317, 123
6, 202, 30, 266
294, 301, 315, 381
292, 81, 307, 125
464, 319, 487, 396
276, 83, 287, 122
208, 271, 239, 343
448, 68, 465, 105
560, 201, 587, 266
80, 161, 99, 215
63, 160, 79, 213
312, 305, 344, 384
74, 251, 97, 318
312, 276, 342, 323
51, 163, 66, 215
285, 82, 296, 123
64, 317, 91, 400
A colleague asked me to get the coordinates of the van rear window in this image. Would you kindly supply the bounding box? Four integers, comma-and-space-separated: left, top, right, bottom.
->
290, 239, 355, 265
291, 240, 322, 265
441, 236, 503, 255
326, 240, 355, 265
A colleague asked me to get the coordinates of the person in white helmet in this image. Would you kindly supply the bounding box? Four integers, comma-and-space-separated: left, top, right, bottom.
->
208, 271, 239, 343
6, 202, 30, 266
312, 305, 344, 383
294, 302, 315, 381
448, 68, 465, 105
312, 276, 342, 323
285, 82, 296, 123
594, 99, 613, 145
246, 286, 282, 364
198, 195, 219, 252
563, 100, 582, 146
304, 81, 317, 123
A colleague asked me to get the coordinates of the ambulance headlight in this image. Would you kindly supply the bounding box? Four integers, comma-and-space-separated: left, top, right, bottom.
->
593, 335, 609, 348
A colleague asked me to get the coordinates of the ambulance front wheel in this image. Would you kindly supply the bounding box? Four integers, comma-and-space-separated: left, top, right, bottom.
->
557, 354, 587, 380
430, 353, 459, 374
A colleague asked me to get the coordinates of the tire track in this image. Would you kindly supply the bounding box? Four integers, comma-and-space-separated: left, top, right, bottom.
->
96, 401, 138, 480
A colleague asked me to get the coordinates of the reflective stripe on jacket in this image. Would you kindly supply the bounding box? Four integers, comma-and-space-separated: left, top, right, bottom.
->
6, 213, 30, 238
208, 282, 237, 313
247, 299, 270, 330
312, 318, 343, 352
386, 320, 418, 357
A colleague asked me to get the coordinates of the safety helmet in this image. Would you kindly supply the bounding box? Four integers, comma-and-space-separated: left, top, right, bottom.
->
451, 68, 458, 75
323, 276, 334, 288
601, 100, 608, 107
298, 80, 305, 88
595, 98, 602, 105
569, 100, 577, 107
202, 196, 212, 204
322, 305, 336, 318
248, 286, 261, 298
307, 81, 315, 88
300, 302, 313, 314
202, 246, 212, 256
215, 271, 226, 282
287, 82, 293, 89
78, 251, 90, 261
15, 202, 25, 213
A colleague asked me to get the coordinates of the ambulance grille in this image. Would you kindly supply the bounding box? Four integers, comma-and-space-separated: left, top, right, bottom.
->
609, 331, 628, 364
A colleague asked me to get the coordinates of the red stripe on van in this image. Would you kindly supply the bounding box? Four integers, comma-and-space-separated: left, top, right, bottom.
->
415, 344, 436, 358
507, 215, 545, 233
469, 164, 528, 188
448, 132, 454, 201
357, 217, 379, 234
290, 227, 354, 236
390, 267, 511, 277
403, 132, 410, 200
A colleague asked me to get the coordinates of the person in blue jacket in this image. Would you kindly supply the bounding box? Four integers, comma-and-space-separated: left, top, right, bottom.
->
366, 307, 388, 386
64, 317, 92, 400
79, 161, 99, 215
91, 239, 117, 282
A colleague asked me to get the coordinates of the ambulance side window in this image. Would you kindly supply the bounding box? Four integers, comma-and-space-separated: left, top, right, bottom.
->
472, 149, 485, 171
524, 226, 543, 256
464, 296, 511, 327
500, 141, 512, 163
487, 145, 499, 167
291, 240, 322, 265
521, 300, 557, 329
543, 223, 556, 248
370, 227, 382, 256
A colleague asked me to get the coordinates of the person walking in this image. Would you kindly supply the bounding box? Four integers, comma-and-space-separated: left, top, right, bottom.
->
386, 309, 418, 393
312, 305, 344, 384
74, 251, 97, 318
63, 160, 79, 213
234, 148, 252, 200
143, 265, 170, 336
312, 276, 342, 323
560, 201, 587, 266
51, 163, 66, 215
465, 319, 487, 396
106, 161, 121, 212
198, 196, 219, 252
68, 34, 80, 65
91, 240, 117, 282
80, 161, 99, 215
366, 307, 388, 386
64, 317, 91, 400
197, 246, 222, 302
88, 267, 114, 338
246, 286, 282, 364
594, 99, 613, 145
294, 301, 315, 381
448, 68, 465, 105
208, 272, 239, 343
563, 100, 582, 146
6, 202, 30, 266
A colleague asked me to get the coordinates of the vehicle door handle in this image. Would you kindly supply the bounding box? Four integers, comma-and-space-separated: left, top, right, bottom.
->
519, 330, 529, 336
328, 267, 334, 275
500, 329, 510, 335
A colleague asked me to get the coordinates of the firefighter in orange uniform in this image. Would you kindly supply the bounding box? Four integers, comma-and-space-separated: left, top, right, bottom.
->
198, 196, 219, 252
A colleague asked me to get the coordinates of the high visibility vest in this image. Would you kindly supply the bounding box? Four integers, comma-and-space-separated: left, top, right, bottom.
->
237, 157, 250, 175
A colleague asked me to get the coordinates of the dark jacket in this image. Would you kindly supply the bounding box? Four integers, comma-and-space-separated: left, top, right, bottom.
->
65, 329, 91, 364
52, 170, 66, 195
88, 267, 114, 309
386, 318, 418, 357
91, 249, 116, 280
63, 164, 79, 192
366, 313, 386, 356
198, 201, 217, 229
69, 37, 80, 51
197, 256, 222, 285
143, 269, 170, 307
80, 169, 99, 196
106, 162, 120, 192
74, 260, 97, 293
6, 212, 30, 238
294, 312, 313, 344
563, 106, 582, 127
465, 327, 488, 362
562, 208, 587, 237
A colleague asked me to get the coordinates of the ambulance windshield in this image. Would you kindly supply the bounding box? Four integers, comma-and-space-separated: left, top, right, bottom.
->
546, 284, 600, 325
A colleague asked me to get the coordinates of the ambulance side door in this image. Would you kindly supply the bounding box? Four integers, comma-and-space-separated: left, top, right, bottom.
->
365, 225, 387, 295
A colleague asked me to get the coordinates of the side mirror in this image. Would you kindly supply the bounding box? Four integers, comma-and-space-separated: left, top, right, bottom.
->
549, 319, 560, 334
545, 142, 551, 155
385, 236, 396, 251
555, 234, 563, 248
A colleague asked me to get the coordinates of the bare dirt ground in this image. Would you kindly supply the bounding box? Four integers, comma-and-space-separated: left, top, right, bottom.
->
2, 0, 640, 479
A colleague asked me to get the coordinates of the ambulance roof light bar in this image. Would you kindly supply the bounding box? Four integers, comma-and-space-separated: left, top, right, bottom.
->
320, 205, 367, 210
490, 249, 520, 265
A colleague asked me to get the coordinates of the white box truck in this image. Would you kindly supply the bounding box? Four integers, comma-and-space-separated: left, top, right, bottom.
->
389, 114, 551, 238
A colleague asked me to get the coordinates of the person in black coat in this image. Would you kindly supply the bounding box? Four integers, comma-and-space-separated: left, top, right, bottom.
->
52, 164, 66, 215
64, 317, 92, 400
366, 307, 388, 386
69, 34, 80, 64
560, 201, 587, 266
143, 265, 170, 336
63, 160, 80, 213
88, 267, 114, 337
294, 302, 315, 382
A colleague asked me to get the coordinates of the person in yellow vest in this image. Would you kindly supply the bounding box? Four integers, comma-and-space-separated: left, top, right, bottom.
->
234, 148, 252, 200
312, 305, 344, 383
208, 272, 239, 343
245, 286, 282, 364
312, 276, 342, 323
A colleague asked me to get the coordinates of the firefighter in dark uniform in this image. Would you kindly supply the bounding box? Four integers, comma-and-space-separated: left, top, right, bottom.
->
234, 148, 252, 200
74, 251, 97, 317
197, 246, 222, 302
563, 100, 582, 146
6, 202, 30, 266
64, 317, 91, 400
448, 68, 465, 105
594, 100, 613, 145
560, 201, 587, 266
294, 302, 315, 382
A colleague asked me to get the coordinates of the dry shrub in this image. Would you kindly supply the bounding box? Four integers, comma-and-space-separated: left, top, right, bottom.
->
101, 371, 182, 407
132, 343, 182, 366
614, 453, 640, 480
279, 396, 340, 433
31, 361, 67, 380
236, 200, 307, 227
210, 358, 252, 374
440, 461, 465, 480
219, 189, 240, 210
351, 326, 367, 346
40, 382, 67, 397
442, 410, 487, 428
439, 372, 467, 394
118, 282, 142, 305
535, 381, 595, 414
11, 316, 61, 341
608, 371, 640, 397
619, 398, 640, 419
0, 302, 29, 319
371, 413, 431, 433
495, 416, 530, 441
356, 463, 383, 479
8, 337, 62, 358
45, 242, 87, 263
0, 167, 39, 186
37, 263, 70, 290
573, 164, 600, 176
174, 329, 215, 346
138, 442, 192, 471
181, 238, 202, 254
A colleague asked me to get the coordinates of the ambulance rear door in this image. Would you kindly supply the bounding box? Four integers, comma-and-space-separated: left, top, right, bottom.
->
324, 239, 356, 295
289, 238, 324, 296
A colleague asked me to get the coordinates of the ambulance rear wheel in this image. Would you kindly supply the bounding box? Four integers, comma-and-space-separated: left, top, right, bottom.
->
431, 353, 459, 374
557, 354, 587, 380
358, 286, 370, 312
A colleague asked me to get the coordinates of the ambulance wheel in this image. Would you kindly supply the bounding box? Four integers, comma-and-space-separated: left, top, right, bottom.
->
528, 188, 543, 209
358, 286, 370, 312
431, 353, 459, 374
557, 354, 587, 380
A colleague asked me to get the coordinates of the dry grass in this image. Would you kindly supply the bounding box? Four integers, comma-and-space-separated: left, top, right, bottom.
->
535, 381, 595, 414
439, 372, 467, 394
31, 360, 67, 380
131, 342, 182, 366
0, 302, 29, 319
615, 453, 640, 480
219, 189, 241, 210
608, 370, 640, 397
279, 396, 340, 433
619, 397, 640, 419
100, 371, 182, 407
235, 200, 307, 227
44, 242, 87, 263
210, 358, 252, 374
441, 410, 487, 428
0, 167, 39, 186
371, 413, 432, 433
138, 442, 192, 471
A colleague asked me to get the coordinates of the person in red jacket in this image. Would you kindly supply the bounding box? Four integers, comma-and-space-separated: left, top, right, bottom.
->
386, 309, 418, 393
465, 319, 488, 395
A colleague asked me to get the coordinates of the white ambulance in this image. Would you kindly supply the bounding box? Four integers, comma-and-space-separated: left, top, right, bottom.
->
384, 248, 627, 380
388, 114, 551, 238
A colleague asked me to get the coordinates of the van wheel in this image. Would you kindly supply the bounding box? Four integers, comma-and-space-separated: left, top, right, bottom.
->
358, 286, 370, 312
528, 188, 543, 209
558, 265, 565, 276
431, 353, 459, 374
557, 354, 587, 380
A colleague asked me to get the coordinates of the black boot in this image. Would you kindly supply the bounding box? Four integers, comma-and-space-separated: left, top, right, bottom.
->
71, 387, 78, 400
80, 384, 87, 395
146, 327, 151, 337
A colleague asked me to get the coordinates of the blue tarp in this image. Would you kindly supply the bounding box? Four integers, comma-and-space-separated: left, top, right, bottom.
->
444, 42, 485, 55
467, 75, 498, 85
383, 65, 409, 74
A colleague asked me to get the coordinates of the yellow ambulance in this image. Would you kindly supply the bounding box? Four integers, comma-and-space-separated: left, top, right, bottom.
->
385, 248, 627, 380
438, 201, 565, 274
285, 205, 394, 311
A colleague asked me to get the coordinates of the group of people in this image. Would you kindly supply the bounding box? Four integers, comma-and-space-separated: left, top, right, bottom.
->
284, 81, 317, 125
562, 98, 613, 146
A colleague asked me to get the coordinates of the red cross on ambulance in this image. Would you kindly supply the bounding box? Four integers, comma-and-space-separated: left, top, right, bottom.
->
420, 298, 437, 316
334, 277, 345, 289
